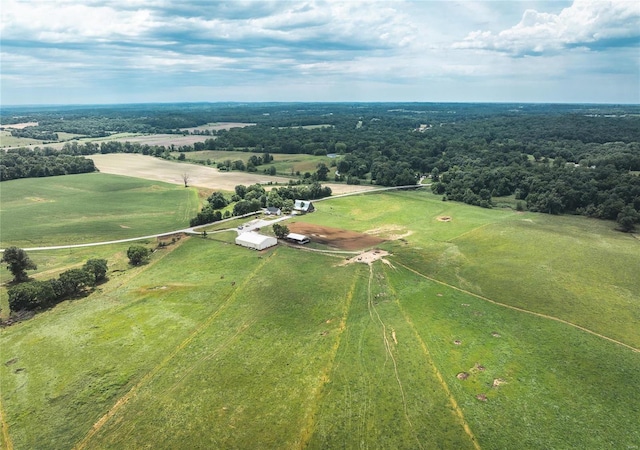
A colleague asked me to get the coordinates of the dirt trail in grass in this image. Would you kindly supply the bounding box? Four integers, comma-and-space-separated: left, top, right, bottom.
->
0, 400, 13, 450
384, 267, 481, 450
366, 264, 415, 433
395, 262, 640, 354
298, 274, 359, 448
73, 252, 275, 450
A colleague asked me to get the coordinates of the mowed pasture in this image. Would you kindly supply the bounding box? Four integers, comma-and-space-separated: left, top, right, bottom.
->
0, 173, 199, 248
1, 190, 639, 449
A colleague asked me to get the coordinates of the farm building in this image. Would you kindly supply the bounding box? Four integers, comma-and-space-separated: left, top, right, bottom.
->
293, 200, 315, 214
235, 232, 277, 250
286, 233, 310, 244
265, 206, 282, 216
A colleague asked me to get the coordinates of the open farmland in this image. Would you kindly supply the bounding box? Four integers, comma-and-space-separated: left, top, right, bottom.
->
180, 150, 340, 178
0, 173, 198, 248
90, 153, 374, 194
1, 123, 255, 151
1, 189, 638, 449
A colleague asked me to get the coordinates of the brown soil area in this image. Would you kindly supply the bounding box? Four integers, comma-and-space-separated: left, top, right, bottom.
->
288, 222, 385, 251
457, 372, 469, 380
437, 216, 452, 222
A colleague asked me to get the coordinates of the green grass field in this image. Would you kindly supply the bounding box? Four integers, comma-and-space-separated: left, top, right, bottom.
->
0, 173, 199, 248
1, 189, 638, 449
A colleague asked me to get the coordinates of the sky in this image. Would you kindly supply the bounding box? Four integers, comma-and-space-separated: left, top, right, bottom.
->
1, 0, 639, 105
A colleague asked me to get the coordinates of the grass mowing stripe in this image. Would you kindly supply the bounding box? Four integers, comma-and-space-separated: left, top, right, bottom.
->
73, 251, 275, 450
367, 264, 413, 431
299, 272, 359, 448
394, 261, 640, 354
384, 264, 481, 450
0, 400, 13, 450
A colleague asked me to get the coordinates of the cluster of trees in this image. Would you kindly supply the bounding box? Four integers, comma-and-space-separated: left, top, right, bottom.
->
431, 154, 640, 231
8, 128, 58, 141
2, 247, 107, 312
0, 148, 97, 181
189, 182, 332, 227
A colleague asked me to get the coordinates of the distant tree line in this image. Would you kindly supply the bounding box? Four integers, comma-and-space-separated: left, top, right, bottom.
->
3, 103, 638, 229
8, 128, 58, 141
0, 148, 97, 181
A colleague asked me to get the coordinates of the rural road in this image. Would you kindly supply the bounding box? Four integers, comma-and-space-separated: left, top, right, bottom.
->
1, 184, 428, 252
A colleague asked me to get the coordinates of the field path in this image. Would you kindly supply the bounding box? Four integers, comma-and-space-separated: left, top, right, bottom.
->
395, 262, 640, 353
385, 271, 481, 450
366, 264, 414, 432
0, 399, 13, 450
73, 253, 274, 450
298, 274, 360, 448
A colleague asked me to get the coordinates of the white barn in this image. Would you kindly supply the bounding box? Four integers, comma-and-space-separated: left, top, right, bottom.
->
286, 233, 310, 244
235, 232, 277, 250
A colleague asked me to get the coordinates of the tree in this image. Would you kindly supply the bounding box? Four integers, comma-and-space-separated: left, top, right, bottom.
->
315, 163, 329, 181
83, 259, 108, 283
7, 282, 42, 311
58, 269, 94, 297
182, 172, 190, 187
127, 245, 150, 266
616, 205, 639, 232
207, 192, 229, 209
272, 223, 290, 239
1, 246, 37, 282
235, 185, 247, 199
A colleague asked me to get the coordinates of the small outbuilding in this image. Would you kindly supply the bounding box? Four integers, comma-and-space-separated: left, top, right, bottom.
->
286, 233, 310, 244
293, 200, 315, 214
235, 232, 277, 250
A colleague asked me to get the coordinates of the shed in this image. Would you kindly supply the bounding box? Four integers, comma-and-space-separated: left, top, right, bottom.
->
286, 233, 310, 244
293, 200, 315, 214
235, 232, 277, 250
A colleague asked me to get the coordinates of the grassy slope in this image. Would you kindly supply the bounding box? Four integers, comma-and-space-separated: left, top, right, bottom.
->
306, 191, 640, 348
386, 265, 640, 449
0, 173, 199, 247
1, 190, 638, 449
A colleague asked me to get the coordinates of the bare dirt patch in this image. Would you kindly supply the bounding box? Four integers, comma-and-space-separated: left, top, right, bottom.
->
288, 222, 385, 251
365, 225, 413, 240
492, 378, 506, 388
457, 372, 469, 380
180, 122, 256, 133
340, 249, 391, 266
437, 216, 452, 222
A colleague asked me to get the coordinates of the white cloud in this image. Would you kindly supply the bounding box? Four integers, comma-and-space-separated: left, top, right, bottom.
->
454, 0, 640, 55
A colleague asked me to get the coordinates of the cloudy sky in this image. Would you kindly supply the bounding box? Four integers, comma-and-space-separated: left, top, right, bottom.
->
1, 0, 639, 105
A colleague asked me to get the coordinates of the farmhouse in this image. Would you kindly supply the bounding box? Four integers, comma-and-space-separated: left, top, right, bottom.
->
286, 233, 310, 244
235, 232, 277, 250
265, 206, 281, 216
293, 200, 315, 214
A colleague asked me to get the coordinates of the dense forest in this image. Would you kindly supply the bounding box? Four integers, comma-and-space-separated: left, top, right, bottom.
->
0, 148, 97, 181
2, 102, 639, 230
